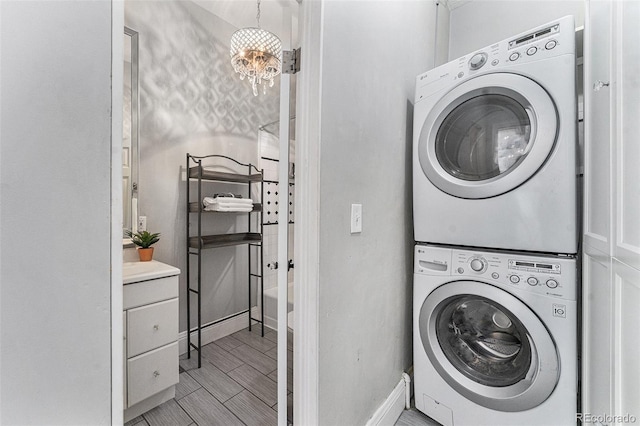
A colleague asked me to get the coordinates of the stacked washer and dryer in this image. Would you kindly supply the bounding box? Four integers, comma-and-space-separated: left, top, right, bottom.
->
412, 16, 579, 426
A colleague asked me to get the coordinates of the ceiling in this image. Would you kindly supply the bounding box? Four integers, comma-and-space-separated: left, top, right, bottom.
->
192, 0, 297, 40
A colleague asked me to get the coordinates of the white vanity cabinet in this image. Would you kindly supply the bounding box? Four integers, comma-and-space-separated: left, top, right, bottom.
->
123, 260, 180, 422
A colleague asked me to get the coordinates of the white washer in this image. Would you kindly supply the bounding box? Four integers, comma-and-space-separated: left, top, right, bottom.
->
413, 16, 577, 254
413, 244, 577, 425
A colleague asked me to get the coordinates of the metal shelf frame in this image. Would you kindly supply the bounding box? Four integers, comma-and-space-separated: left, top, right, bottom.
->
186, 153, 265, 368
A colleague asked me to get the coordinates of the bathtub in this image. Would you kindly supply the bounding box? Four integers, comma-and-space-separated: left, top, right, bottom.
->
263, 282, 294, 330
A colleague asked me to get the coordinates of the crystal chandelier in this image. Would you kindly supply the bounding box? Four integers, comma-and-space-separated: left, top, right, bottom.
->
230, 0, 282, 96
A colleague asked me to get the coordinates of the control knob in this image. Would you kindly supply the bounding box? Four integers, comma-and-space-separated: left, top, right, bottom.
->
546, 279, 559, 289
469, 257, 487, 272
468, 53, 488, 70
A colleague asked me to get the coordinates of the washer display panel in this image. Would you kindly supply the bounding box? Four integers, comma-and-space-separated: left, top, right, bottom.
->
418, 73, 558, 199
419, 281, 560, 412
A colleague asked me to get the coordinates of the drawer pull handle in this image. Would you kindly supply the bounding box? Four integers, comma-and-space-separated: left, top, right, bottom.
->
153, 325, 159, 331
153, 370, 160, 378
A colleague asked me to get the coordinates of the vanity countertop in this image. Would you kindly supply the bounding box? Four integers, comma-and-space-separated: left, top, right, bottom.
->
123, 260, 180, 284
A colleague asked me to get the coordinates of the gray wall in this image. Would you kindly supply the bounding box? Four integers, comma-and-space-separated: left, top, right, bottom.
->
316, 1, 436, 424
448, 0, 585, 59
125, 0, 279, 332
0, 1, 113, 423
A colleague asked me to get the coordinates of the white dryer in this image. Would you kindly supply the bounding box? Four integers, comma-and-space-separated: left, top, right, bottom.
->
413, 16, 577, 254
413, 244, 577, 426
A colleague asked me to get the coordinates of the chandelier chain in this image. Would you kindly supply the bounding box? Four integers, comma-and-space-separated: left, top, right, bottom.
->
256, 0, 261, 27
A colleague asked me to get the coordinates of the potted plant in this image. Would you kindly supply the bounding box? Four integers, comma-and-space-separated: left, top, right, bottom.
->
126, 230, 160, 262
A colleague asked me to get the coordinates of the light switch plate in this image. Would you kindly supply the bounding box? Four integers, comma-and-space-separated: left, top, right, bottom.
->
138, 215, 147, 232
351, 204, 362, 233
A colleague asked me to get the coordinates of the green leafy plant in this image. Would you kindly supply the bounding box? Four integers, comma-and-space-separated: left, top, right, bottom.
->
126, 230, 160, 249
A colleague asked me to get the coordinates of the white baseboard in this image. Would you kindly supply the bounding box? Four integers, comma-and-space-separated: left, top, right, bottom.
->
178, 307, 265, 355
365, 373, 412, 426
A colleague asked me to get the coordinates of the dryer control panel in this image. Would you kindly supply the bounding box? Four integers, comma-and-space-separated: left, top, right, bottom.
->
414, 15, 575, 103
415, 245, 576, 301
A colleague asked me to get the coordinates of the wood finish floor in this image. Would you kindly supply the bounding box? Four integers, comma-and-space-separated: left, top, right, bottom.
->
125, 326, 293, 426
124, 324, 438, 426
395, 409, 441, 426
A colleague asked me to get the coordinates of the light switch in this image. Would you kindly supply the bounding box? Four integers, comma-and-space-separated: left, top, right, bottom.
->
351, 204, 362, 234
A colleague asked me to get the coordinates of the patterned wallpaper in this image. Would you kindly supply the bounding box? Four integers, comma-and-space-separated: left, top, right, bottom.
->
125, 0, 281, 329
127, 0, 279, 142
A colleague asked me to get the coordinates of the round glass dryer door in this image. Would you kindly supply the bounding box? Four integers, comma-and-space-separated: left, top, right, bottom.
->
418, 281, 559, 412
417, 73, 558, 199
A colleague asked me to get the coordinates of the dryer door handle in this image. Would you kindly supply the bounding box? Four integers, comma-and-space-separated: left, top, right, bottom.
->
593, 80, 610, 91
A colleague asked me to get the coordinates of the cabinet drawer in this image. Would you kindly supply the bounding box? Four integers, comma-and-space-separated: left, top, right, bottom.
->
127, 342, 179, 407
127, 298, 178, 357
124, 275, 179, 310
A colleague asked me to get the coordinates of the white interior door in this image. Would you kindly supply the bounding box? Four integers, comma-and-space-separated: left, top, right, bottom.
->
277, 4, 295, 426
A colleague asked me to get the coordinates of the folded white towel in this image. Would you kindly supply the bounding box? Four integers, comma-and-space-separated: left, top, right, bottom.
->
212, 202, 253, 209
203, 196, 253, 206
204, 205, 253, 212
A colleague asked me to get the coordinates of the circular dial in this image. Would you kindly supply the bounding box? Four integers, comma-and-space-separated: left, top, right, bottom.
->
469, 257, 487, 272
546, 279, 559, 289
527, 277, 539, 286
509, 275, 520, 284
468, 52, 488, 70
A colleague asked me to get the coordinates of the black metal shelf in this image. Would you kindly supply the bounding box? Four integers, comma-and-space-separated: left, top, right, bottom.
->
188, 232, 262, 249
188, 202, 262, 213
188, 167, 263, 183
186, 153, 265, 369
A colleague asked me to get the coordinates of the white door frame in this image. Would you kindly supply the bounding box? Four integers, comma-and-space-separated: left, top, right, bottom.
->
293, 0, 322, 424
110, 0, 322, 424
111, 0, 125, 424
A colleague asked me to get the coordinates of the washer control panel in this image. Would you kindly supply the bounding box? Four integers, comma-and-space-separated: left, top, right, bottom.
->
415, 245, 576, 302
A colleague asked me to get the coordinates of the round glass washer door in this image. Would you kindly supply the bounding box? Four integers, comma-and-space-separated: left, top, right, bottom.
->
418, 281, 560, 412
417, 73, 558, 199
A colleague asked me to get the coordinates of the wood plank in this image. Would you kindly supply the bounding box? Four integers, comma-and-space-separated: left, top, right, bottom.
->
227, 364, 277, 407
187, 360, 243, 403
124, 415, 148, 426
175, 371, 202, 400
264, 347, 293, 370
225, 390, 278, 426
177, 388, 244, 426
395, 409, 441, 426
142, 399, 192, 426
213, 334, 244, 352
201, 342, 244, 373
231, 329, 276, 353
230, 344, 277, 375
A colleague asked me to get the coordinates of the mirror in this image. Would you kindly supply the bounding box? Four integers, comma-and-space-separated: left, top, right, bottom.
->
123, 27, 139, 236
